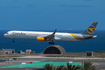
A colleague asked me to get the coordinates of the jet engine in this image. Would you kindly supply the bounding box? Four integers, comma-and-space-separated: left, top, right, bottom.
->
37, 37, 48, 41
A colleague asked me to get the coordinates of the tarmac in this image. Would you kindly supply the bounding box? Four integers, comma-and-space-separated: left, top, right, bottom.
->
0, 55, 105, 70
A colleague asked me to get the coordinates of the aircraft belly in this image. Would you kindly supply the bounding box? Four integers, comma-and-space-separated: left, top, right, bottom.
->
11, 34, 37, 39
63, 36, 77, 41
57, 35, 77, 41
12, 36, 29, 38
56, 34, 84, 41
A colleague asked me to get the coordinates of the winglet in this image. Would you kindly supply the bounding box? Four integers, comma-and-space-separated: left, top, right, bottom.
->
82, 22, 98, 35
65, 30, 68, 33
53, 29, 57, 34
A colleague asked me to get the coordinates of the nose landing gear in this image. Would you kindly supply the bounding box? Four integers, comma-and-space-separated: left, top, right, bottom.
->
12, 38, 14, 42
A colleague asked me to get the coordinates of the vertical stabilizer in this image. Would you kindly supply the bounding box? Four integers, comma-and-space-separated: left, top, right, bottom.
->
82, 22, 98, 35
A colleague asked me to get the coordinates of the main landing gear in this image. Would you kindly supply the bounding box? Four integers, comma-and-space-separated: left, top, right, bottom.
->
49, 40, 55, 45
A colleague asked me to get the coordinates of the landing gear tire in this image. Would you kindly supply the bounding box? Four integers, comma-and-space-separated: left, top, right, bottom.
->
49, 42, 55, 45
12, 38, 14, 42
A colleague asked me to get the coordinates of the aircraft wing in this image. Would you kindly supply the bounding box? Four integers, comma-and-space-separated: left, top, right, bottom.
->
44, 29, 57, 41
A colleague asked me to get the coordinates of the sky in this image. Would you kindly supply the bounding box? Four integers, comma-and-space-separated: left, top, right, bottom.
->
0, 0, 105, 30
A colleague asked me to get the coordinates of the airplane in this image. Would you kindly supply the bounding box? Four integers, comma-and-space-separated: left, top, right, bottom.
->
4, 22, 98, 44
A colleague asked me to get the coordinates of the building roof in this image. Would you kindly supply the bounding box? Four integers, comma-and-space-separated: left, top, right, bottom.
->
43, 45, 66, 54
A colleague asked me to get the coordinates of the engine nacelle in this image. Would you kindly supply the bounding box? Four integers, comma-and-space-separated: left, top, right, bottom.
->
37, 37, 48, 41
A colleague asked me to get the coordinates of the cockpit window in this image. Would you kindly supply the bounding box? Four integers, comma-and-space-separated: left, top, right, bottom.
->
6, 33, 8, 34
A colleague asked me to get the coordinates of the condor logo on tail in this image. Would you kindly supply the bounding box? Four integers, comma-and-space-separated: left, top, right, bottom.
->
87, 25, 95, 34
82, 22, 98, 35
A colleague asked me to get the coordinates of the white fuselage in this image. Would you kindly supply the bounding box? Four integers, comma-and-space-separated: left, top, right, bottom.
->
4, 22, 98, 43
4, 31, 84, 41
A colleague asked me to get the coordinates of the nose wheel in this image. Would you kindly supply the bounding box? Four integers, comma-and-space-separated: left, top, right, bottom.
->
12, 38, 14, 42
49, 40, 55, 45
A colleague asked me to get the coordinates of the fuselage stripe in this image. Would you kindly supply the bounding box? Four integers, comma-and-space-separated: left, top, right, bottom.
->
69, 33, 79, 40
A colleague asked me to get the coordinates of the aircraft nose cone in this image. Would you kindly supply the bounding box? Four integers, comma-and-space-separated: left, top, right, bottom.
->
4, 34, 7, 37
